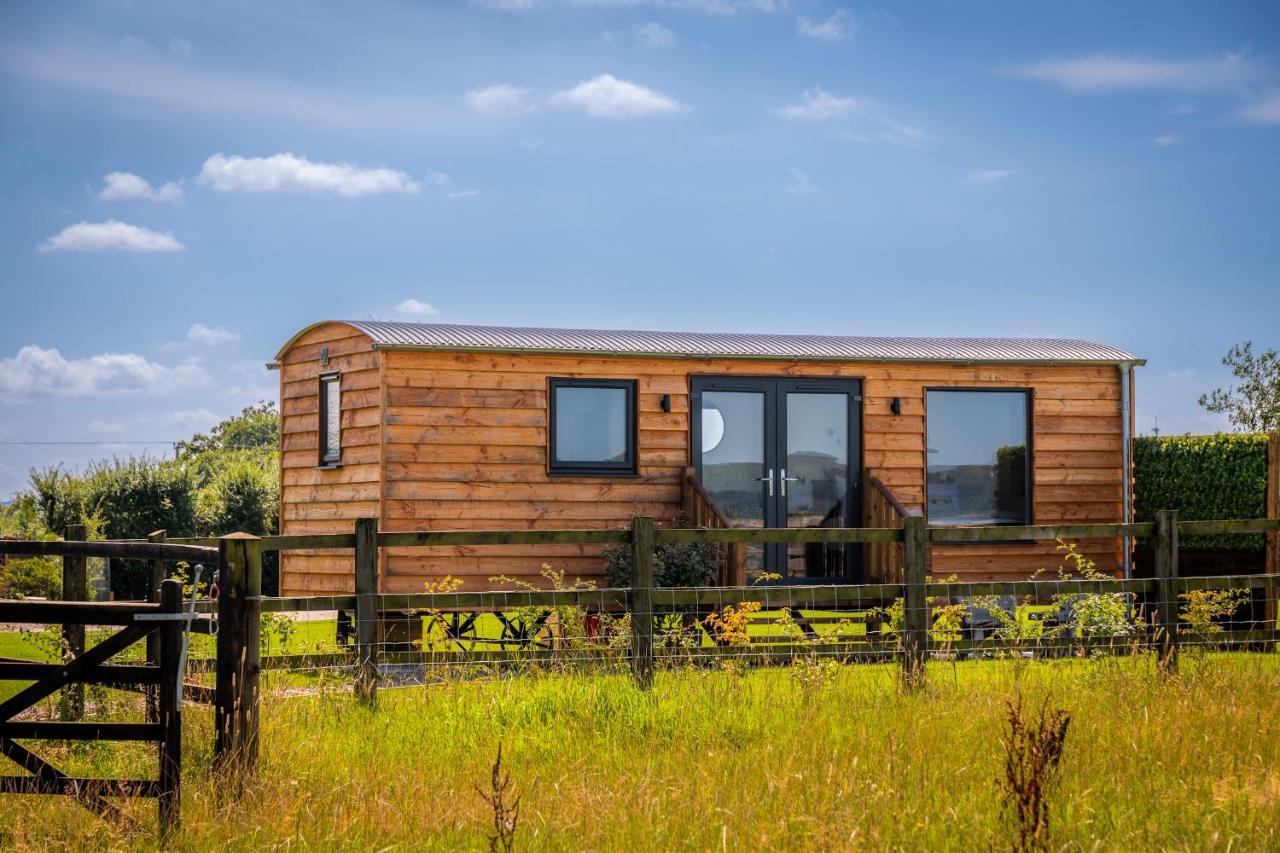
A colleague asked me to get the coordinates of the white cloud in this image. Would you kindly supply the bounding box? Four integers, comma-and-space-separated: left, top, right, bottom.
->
965, 169, 1016, 185
38, 220, 184, 253
773, 88, 860, 120
198, 153, 420, 196
550, 74, 684, 118
634, 22, 676, 49
160, 408, 218, 428
1241, 92, 1280, 125
187, 323, 240, 345
1005, 52, 1261, 94
466, 84, 538, 117
1154, 132, 1181, 147
88, 419, 127, 434
878, 119, 927, 147
4, 42, 453, 132
395, 299, 440, 317
98, 171, 184, 203
0, 346, 210, 399
786, 169, 815, 195
424, 170, 478, 200
1168, 369, 1195, 380
798, 9, 855, 42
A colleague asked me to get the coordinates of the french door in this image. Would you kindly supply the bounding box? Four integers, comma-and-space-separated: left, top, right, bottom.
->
690, 377, 862, 582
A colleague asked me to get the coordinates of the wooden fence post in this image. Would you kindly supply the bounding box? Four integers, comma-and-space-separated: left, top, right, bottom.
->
145, 529, 167, 724
61, 523, 87, 722
629, 516, 655, 690
1266, 432, 1278, 650
157, 577, 183, 834
354, 517, 379, 705
1154, 509, 1179, 673
215, 532, 261, 774
901, 515, 928, 688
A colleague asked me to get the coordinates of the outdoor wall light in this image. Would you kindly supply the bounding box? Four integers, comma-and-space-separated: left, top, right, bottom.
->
890, 397, 902, 416
660, 394, 671, 413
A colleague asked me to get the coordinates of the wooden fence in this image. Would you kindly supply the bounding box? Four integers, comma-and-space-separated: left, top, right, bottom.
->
3, 512, 1279, 785
0, 579, 188, 833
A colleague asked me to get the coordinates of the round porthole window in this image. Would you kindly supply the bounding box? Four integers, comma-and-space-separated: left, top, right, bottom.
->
702, 402, 725, 454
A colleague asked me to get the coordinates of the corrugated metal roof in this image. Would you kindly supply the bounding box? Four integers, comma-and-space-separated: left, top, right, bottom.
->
277, 321, 1143, 365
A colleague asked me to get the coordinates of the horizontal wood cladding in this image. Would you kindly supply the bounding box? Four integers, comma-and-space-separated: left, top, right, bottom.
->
276, 332, 1132, 593
277, 323, 383, 596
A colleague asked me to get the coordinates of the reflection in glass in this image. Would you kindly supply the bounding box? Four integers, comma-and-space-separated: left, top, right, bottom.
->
926, 390, 1028, 525
785, 393, 849, 578
323, 376, 341, 462
554, 386, 627, 463
700, 391, 767, 570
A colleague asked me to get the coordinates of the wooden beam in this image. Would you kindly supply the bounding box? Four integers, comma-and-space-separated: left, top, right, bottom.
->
0, 540, 216, 562
629, 516, 655, 690
354, 518, 378, 705
61, 524, 87, 722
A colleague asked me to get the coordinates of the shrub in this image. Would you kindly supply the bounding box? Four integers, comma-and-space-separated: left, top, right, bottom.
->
602, 519, 722, 588
0, 558, 61, 599
196, 457, 280, 537
1133, 432, 1269, 550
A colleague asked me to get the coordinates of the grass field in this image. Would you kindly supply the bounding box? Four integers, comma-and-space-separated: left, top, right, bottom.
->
0, 651, 1277, 850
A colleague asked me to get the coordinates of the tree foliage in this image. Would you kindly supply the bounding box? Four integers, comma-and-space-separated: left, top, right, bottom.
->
1198, 341, 1280, 432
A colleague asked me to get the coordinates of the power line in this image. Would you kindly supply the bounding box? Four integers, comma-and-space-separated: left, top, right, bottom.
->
0, 441, 178, 446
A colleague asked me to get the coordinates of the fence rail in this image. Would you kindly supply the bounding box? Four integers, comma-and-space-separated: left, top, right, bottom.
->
2, 512, 1277, 783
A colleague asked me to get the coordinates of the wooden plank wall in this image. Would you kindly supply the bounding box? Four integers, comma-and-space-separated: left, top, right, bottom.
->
278, 323, 383, 595
373, 349, 1127, 592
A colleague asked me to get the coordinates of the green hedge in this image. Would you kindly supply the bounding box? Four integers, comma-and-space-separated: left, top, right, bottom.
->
1133, 433, 1270, 550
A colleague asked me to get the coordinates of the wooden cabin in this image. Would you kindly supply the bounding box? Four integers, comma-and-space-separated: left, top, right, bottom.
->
271, 321, 1144, 596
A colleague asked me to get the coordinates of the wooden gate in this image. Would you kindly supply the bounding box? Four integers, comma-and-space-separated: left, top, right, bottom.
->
0, 579, 186, 831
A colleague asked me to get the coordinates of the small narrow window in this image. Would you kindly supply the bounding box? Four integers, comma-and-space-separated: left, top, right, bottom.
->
319, 373, 341, 466
925, 389, 1030, 525
548, 378, 637, 476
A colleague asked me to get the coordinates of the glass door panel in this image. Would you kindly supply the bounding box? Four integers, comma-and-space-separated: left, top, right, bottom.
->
699, 389, 770, 571
782, 391, 850, 579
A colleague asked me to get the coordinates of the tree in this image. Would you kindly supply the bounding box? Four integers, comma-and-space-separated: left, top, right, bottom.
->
176, 401, 279, 457
1198, 341, 1279, 432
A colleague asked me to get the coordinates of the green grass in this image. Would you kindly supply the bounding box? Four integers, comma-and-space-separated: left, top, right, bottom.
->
0, 651, 1277, 850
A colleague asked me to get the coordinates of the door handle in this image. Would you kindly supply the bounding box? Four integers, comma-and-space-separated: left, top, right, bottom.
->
757, 468, 774, 497
780, 467, 802, 497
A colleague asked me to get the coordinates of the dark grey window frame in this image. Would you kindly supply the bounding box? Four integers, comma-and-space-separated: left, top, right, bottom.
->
923, 386, 1034, 528
318, 372, 342, 467
547, 377, 638, 477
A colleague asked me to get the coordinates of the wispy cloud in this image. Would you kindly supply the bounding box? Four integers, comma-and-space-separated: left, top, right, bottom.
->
424, 170, 478, 200
197, 153, 420, 196
786, 168, 815, 195
187, 323, 239, 345
99, 171, 183, 203
550, 74, 684, 118
773, 88, 860, 120
0, 346, 210, 399
3, 41, 452, 132
1241, 92, 1280, 125
634, 21, 676, 49
395, 298, 440, 317
38, 220, 184, 253
1168, 369, 1195, 380
1004, 52, 1262, 94
965, 169, 1016, 185
466, 84, 538, 117
1154, 132, 1181, 147
797, 9, 855, 42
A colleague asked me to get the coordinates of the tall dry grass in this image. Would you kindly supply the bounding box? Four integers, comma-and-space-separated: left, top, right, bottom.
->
1, 653, 1278, 850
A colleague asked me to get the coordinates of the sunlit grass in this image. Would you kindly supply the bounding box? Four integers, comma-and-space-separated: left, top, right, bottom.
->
0, 653, 1277, 850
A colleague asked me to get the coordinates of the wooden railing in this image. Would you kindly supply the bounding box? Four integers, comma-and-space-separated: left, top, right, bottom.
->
861, 472, 921, 585
681, 466, 747, 586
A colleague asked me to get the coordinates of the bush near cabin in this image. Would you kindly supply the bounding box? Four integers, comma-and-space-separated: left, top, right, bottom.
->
1132, 432, 1269, 551
12, 402, 282, 597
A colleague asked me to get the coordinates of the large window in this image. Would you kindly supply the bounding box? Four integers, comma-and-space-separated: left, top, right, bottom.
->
548, 378, 636, 475
319, 373, 341, 466
925, 389, 1029, 525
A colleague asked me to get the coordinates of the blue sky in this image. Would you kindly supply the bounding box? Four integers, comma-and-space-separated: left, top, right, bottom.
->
1, 0, 1278, 499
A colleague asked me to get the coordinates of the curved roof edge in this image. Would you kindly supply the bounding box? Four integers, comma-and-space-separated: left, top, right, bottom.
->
273, 320, 1145, 366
